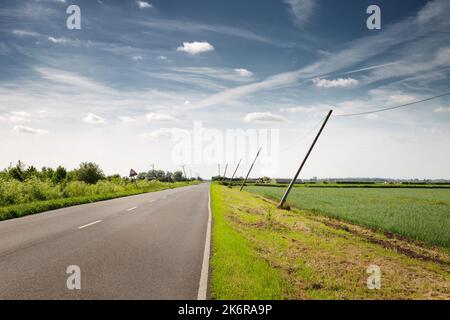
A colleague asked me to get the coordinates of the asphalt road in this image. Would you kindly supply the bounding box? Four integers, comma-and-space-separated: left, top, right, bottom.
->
0, 183, 210, 299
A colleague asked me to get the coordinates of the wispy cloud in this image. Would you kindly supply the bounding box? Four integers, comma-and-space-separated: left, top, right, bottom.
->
12, 29, 40, 37
284, 0, 316, 27
434, 107, 450, 113
83, 113, 106, 125
13, 125, 48, 135
47, 36, 68, 44
279, 106, 316, 113
146, 113, 178, 122
140, 127, 187, 139
193, 0, 450, 109
243, 112, 285, 123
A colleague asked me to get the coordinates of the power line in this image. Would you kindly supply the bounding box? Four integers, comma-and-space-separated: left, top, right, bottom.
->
334, 91, 450, 117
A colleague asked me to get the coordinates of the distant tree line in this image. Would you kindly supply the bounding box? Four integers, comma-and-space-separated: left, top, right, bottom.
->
137, 169, 202, 183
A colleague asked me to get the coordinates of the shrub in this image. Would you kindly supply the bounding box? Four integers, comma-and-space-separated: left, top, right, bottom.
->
75, 162, 105, 184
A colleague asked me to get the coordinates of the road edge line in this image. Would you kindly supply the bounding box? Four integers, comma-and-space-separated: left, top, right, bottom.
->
197, 183, 212, 300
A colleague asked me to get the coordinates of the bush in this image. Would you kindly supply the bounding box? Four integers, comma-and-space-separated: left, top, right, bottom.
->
75, 162, 105, 184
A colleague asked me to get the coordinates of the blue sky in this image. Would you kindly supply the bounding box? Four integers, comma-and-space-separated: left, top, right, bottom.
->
0, 0, 449, 179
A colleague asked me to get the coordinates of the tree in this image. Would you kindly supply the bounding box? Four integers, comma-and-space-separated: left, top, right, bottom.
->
172, 171, 184, 182
41, 166, 55, 181
8, 161, 25, 181
53, 166, 67, 183
75, 162, 105, 184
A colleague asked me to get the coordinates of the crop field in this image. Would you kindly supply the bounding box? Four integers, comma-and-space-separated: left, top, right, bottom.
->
210, 184, 450, 299
245, 186, 450, 248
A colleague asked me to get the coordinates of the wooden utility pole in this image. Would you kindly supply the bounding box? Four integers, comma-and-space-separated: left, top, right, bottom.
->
231, 159, 242, 180
181, 165, 187, 179
222, 164, 228, 180
278, 110, 333, 209
240, 148, 262, 191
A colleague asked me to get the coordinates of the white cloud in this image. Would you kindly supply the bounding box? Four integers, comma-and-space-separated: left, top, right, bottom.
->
136, 1, 152, 9
284, 0, 316, 27
12, 29, 40, 37
365, 114, 379, 120
146, 113, 178, 122
132, 55, 143, 61
177, 41, 214, 55
386, 94, 417, 104
140, 127, 187, 139
312, 77, 359, 88
118, 116, 136, 123
157, 55, 167, 60
35, 67, 114, 94
234, 68, 253, 77
243, 112, 285, 123
13, 125, 48, 135
47, 36, 68, 44
83, 113, 106, 124
434, 107, 450, 113
2, 111, 32, 123
280, 106, 316, 113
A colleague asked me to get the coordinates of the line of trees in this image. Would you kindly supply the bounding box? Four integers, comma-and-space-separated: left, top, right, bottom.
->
136, 169, 201, 182
1, 161, 201, 185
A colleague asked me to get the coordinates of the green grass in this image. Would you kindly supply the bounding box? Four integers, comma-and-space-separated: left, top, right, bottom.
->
0, 181, 197, 221
245, 186, 450, 248
209, 184, 450, 300
210, 184, 287, 299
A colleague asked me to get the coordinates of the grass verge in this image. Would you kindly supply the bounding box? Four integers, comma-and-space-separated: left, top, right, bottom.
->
210, 184, 450, 299
0, 181, 197, 221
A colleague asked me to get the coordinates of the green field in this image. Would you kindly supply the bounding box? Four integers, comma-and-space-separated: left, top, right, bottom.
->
245, 186, 450, 248
210, 184, 450, 299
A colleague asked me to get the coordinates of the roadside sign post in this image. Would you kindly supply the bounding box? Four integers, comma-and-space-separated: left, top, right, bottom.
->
277, 110, 333, 209
129, 169, 138, 188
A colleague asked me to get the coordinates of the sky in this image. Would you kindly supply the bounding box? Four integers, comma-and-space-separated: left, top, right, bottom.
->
0, 0, 449, 179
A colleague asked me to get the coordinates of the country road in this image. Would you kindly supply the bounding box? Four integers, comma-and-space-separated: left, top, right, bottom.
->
0, 183, 210, 299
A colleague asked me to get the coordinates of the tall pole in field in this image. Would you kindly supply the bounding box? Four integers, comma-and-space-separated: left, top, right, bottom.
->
231, 159, 242, 180
222, 164, 228, 181
240, 148, 262, 191
278, 110, 333, 209
218, 164, 221, 179
181, 165, 187, 179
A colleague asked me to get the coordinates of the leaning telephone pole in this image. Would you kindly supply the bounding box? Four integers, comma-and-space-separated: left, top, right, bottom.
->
222, 164, 228, 181
278, 110, 333, 209
231, 159, 242, 180
181, 165, 187, 179
240, 148, 262, 191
